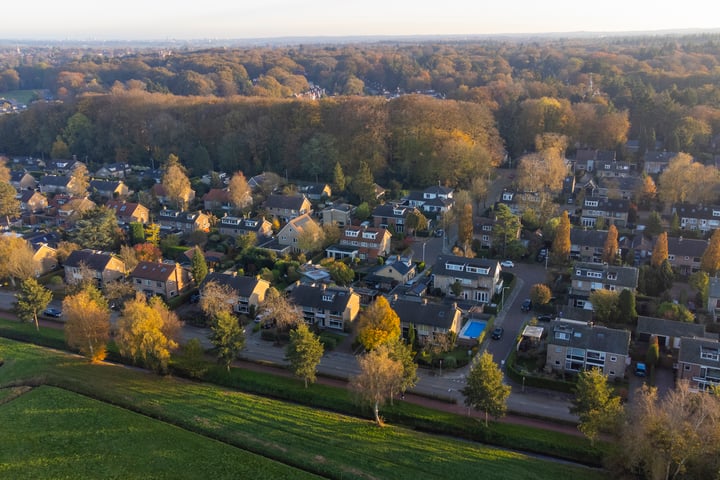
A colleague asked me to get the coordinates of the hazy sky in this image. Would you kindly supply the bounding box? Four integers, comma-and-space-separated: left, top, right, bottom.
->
4, 0, 718, 40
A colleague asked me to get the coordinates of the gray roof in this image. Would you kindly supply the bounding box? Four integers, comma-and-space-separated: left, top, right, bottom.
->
289, 285, 355, 312
678, 337, 720, 367
672, 203, 720, 222
570, 229, 608, 248
372, 203, 415, 219
709, 277, 720, 300
265, 194, 308, 211
432, 254, 499, 280
390, 296, 460, 330
201, 272, 266, 297
636, 316, 706, 339
584, 196, 629, 213
667, 236, 707, 258
65, 249, 116, 271
90, 180, 122, 191
572, 262, 639, 289
643, 150, 677, 163
548, 320, 630, 355
158, 209, 205, 224
596, 176, 640, 191
39, 175, 71, 187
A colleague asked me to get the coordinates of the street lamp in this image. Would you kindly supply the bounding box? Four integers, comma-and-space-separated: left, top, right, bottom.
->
422, 241, 427, 263
439, 359, 443, 376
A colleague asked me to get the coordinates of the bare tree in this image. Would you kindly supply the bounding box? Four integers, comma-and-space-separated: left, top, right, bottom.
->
263, 287, 301, 332
199, 280, 236, 320
228, 171, 252, 212
161, 154, 192, 210
349, 344, 404, 426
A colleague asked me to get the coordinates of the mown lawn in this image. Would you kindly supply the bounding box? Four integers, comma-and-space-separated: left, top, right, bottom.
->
0, 386, 320, 480
0, 338, 609, 480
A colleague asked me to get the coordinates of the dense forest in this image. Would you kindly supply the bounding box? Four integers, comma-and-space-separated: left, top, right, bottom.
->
1, 34, 720, 188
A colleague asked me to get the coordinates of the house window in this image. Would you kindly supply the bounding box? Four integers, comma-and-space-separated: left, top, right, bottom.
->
610, 356, 617, 362
609, 371, 615, 376
684, 364, 691, 371
156, 281, 162, 287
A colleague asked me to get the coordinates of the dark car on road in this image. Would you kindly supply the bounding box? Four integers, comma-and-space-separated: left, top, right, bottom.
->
521, 299, 532, 312
537, 314, 554, 322
43, 308, 62, 318
491, 327, 504, 340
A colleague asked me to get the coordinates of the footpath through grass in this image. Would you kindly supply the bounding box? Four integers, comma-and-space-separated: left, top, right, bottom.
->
0, 338, 608, 480
0, 385, 320, 480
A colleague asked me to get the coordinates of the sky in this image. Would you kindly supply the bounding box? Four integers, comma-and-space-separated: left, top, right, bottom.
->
3, 0, 719, 41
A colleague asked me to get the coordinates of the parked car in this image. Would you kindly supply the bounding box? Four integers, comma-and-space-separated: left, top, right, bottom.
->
43, 308, 62, 318
491, 327, 504, 340
434, 229, 444, 238
521, 299, 532, 312
189, 293, 201, 304
500, 260, 514, 268
635, 362, 647, 377
537, 314, 553, 322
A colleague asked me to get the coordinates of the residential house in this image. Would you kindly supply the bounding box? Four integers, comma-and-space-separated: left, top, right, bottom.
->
57, 197, 96, 226
129, 261, 191, 299
579, 196, 629, 228
390, 296, 462, 345
545, 320, 630, 380
301, 183, 332, 201
45, 159, 84, 175
64, 249, 126, 287
321, 203, 355, 227
202, 188, 233, 211
39, 175, 74, 195
707, 277, 720, 321
218, 215, 272, 239
150, 183, 196, 208
643, 151, 678, 175
288, 284, 360, 330
105, 200, 150, 224
264, 194, 312, 223
672, 203, 720, 235
18, 190, 48, 214
667, 236, 706, 275
431, 254, 502, 304
473, 217, 495, 250
363, 256, 416, 290
32, 243, 58, 275
277, 213, 321, 253
24, 231, 61, 249
569, 262, 639, 309
335, 224, 391, 261
570, 229, 615, 263
677, 337, 720, 392
10, 156, 44, 171
371, 203, 422, 234
594, 159, 633, 178
157, 209, 210, 234
200, 272, 271, 315
595, 176, 640, 200
95, 162, 131, 179
636, 316, 706, 350
10, 171, 36, 191
573, 149, 616, 173
403, 185, 454, 215
89, 180, 129, 199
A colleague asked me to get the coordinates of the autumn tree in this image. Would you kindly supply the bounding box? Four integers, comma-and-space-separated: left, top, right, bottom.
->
117, 244, 138, 273
457, 203, 473, 256
0, 181, 20, 227
15, 278, 52, 331
0, 236, 38, 287
389, 340, 418, 402
646, 335, 660, 373
651, 232, 668, 268
199, 280, 235, 320
656, 301, 695, 323
286, 322, 324, 388
296, 217, 324, 253
68, 163, 90, 197
210, 310, 245, 372
115, 294, 178, 373
689, 271, 709, 308
161, 154, 192, 210
350, 344, 404, 426
332, 161, 346, 193
529, 283, 552, 307
615, 382, 720, 480
63, 286, 111, 362
228, 171, 252, 212
461, 351, 511, 427
637, 175, 657, 207
264, 287, 302, 332
602, 225, 619, 265
405, 209, 428, 237
356, 296, 401, 351
570, 369, 623, 446
190, 245, 208, 285
700, 229, 720, 275
133, 242, 162, 263
658, 153, 720, 205
551, 210, 571, 265
0, 156, 9, 183
589, 289, 620, 324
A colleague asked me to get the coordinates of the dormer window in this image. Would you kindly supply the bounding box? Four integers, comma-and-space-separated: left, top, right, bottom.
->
585, 200, 599, 207
701, 347, 720, 362
607, 272, 617, 280
322, 294, 335, 302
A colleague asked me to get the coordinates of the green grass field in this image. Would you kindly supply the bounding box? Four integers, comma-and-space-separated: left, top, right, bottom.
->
0, 89, 42, 104
0, 386, 320, 480
0, 338, 608, 480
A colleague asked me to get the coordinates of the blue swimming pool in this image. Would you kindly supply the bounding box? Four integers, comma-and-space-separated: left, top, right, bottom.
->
461, 320, 487, 339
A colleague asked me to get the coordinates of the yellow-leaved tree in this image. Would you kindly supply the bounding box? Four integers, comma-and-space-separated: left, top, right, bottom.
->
63, 286, 111, 362
115, 294, 179, 374
357, 296, 401, 351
